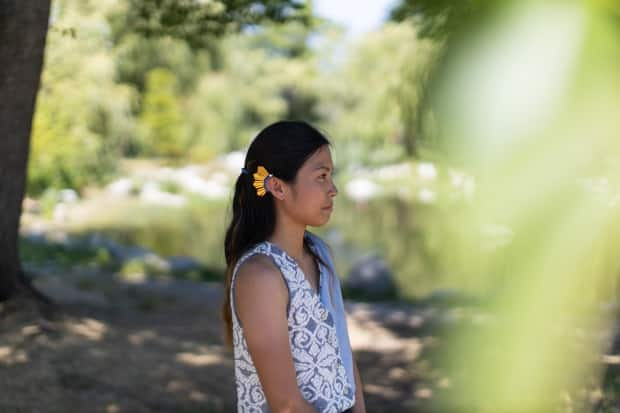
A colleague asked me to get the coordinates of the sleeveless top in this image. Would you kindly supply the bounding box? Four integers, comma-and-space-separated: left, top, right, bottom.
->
230, 231, 356, 413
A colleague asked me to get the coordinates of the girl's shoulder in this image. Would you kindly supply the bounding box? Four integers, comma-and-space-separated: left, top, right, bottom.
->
232, 242, 272, 278
232, 244, 288, 300
234, 252, 283, 289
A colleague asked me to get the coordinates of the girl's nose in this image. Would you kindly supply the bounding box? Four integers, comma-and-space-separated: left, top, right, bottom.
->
330, 182, 338, 197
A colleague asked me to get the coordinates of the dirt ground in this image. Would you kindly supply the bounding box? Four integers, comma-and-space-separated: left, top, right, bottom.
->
1, 270, 618, 413
0, 270, 438, 413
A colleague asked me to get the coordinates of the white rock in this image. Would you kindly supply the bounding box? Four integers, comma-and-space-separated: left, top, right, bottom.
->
175, 170, 228, 199
106, 178, 134, 197
417, 162, 438, 180
417, 188, 436, 204
221, 151, 246, 173
53, 202, 70, 223
58, 188, 79, 203
140, 181, 186, 207
376, 163, 413, 180
448, 169, 465, 188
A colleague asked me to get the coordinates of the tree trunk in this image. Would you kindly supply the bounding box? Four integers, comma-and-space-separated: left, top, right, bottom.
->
0, 0, 52, 302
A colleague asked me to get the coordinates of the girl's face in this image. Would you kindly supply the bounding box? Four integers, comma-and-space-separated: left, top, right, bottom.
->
282, 145, 338, 227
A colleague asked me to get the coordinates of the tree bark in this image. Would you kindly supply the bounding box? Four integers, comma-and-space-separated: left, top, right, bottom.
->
0, 0, 52, 301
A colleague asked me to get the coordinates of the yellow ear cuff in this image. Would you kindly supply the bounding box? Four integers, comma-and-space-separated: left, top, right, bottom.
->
252, 165, 273, 197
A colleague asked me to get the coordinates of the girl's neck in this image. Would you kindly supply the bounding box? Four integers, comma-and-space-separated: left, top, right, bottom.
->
267, 227, 308, 263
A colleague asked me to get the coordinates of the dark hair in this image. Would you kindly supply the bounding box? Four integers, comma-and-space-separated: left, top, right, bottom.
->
222, 120, 331, 348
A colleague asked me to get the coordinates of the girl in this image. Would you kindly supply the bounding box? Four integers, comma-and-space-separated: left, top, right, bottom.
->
222, 121, 366, 413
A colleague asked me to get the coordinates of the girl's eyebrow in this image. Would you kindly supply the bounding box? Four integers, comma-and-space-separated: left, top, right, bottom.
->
314, 165, 334, 172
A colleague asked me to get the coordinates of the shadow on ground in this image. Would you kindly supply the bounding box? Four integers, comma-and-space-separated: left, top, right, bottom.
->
1, 273, 618, 412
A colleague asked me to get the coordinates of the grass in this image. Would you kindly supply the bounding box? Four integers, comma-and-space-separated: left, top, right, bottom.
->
19, 233, 225, 283
19, 236, 117, 271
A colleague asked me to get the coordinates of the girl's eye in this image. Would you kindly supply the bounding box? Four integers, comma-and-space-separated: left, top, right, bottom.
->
318, 169, 336, 180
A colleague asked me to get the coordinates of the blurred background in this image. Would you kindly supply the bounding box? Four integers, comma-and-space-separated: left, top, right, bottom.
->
2, 0, 620, 412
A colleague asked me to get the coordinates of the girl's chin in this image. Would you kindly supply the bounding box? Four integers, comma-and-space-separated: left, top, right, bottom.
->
310, 215, 330, 227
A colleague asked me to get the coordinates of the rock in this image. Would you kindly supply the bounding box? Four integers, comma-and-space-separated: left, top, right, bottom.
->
86, 234, 170, 274
119, 253, 171, 281
417, 188, 436, 204
58, 189, 79, 203
22, 197, 41, 214
140, 181, 186, 207
141, 253, 171, 274
106, 178, 134, 197
23, 231, 47, 244
52, 203, 70, 223
173, 169, 228, 199
87, 234, 145, 262
167, 256, 202, 274
221, 151, 245, 173
416, 162, 438, 180
344, 254, 397, 299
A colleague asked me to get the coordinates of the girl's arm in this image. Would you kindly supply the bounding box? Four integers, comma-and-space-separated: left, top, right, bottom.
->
351, 357, 367, 413
235, 256, 318, 413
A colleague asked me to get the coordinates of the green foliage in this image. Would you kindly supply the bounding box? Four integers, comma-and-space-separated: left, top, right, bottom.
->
113, 34, 211, 94
389, 0, 484, 39
30, 0, 320, 191
319, 22, 439, 165
183, 19, 324, 156
33, 0, 441, 182
415, 2, 620, 410
110, 0, 312, 50
159, 180, 183, 194
29, 89, 122, 194
19, 237, 115, 271
29, 0, 473, 300
30, 0, 454, 295
28, 0, 135, 195
245, 18, 315, 59
137, 68, 188, 158
120, 258, 155, 279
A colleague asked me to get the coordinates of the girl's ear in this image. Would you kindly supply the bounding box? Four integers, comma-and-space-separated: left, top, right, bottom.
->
268, 176, 286, 201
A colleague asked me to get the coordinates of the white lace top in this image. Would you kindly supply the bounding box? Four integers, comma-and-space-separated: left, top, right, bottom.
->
230, 231, 356, 412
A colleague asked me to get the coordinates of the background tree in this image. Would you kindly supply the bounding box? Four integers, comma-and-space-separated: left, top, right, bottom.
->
0, 1, 53, 302
389, 0, 482, 39
319, 22, 438, 164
